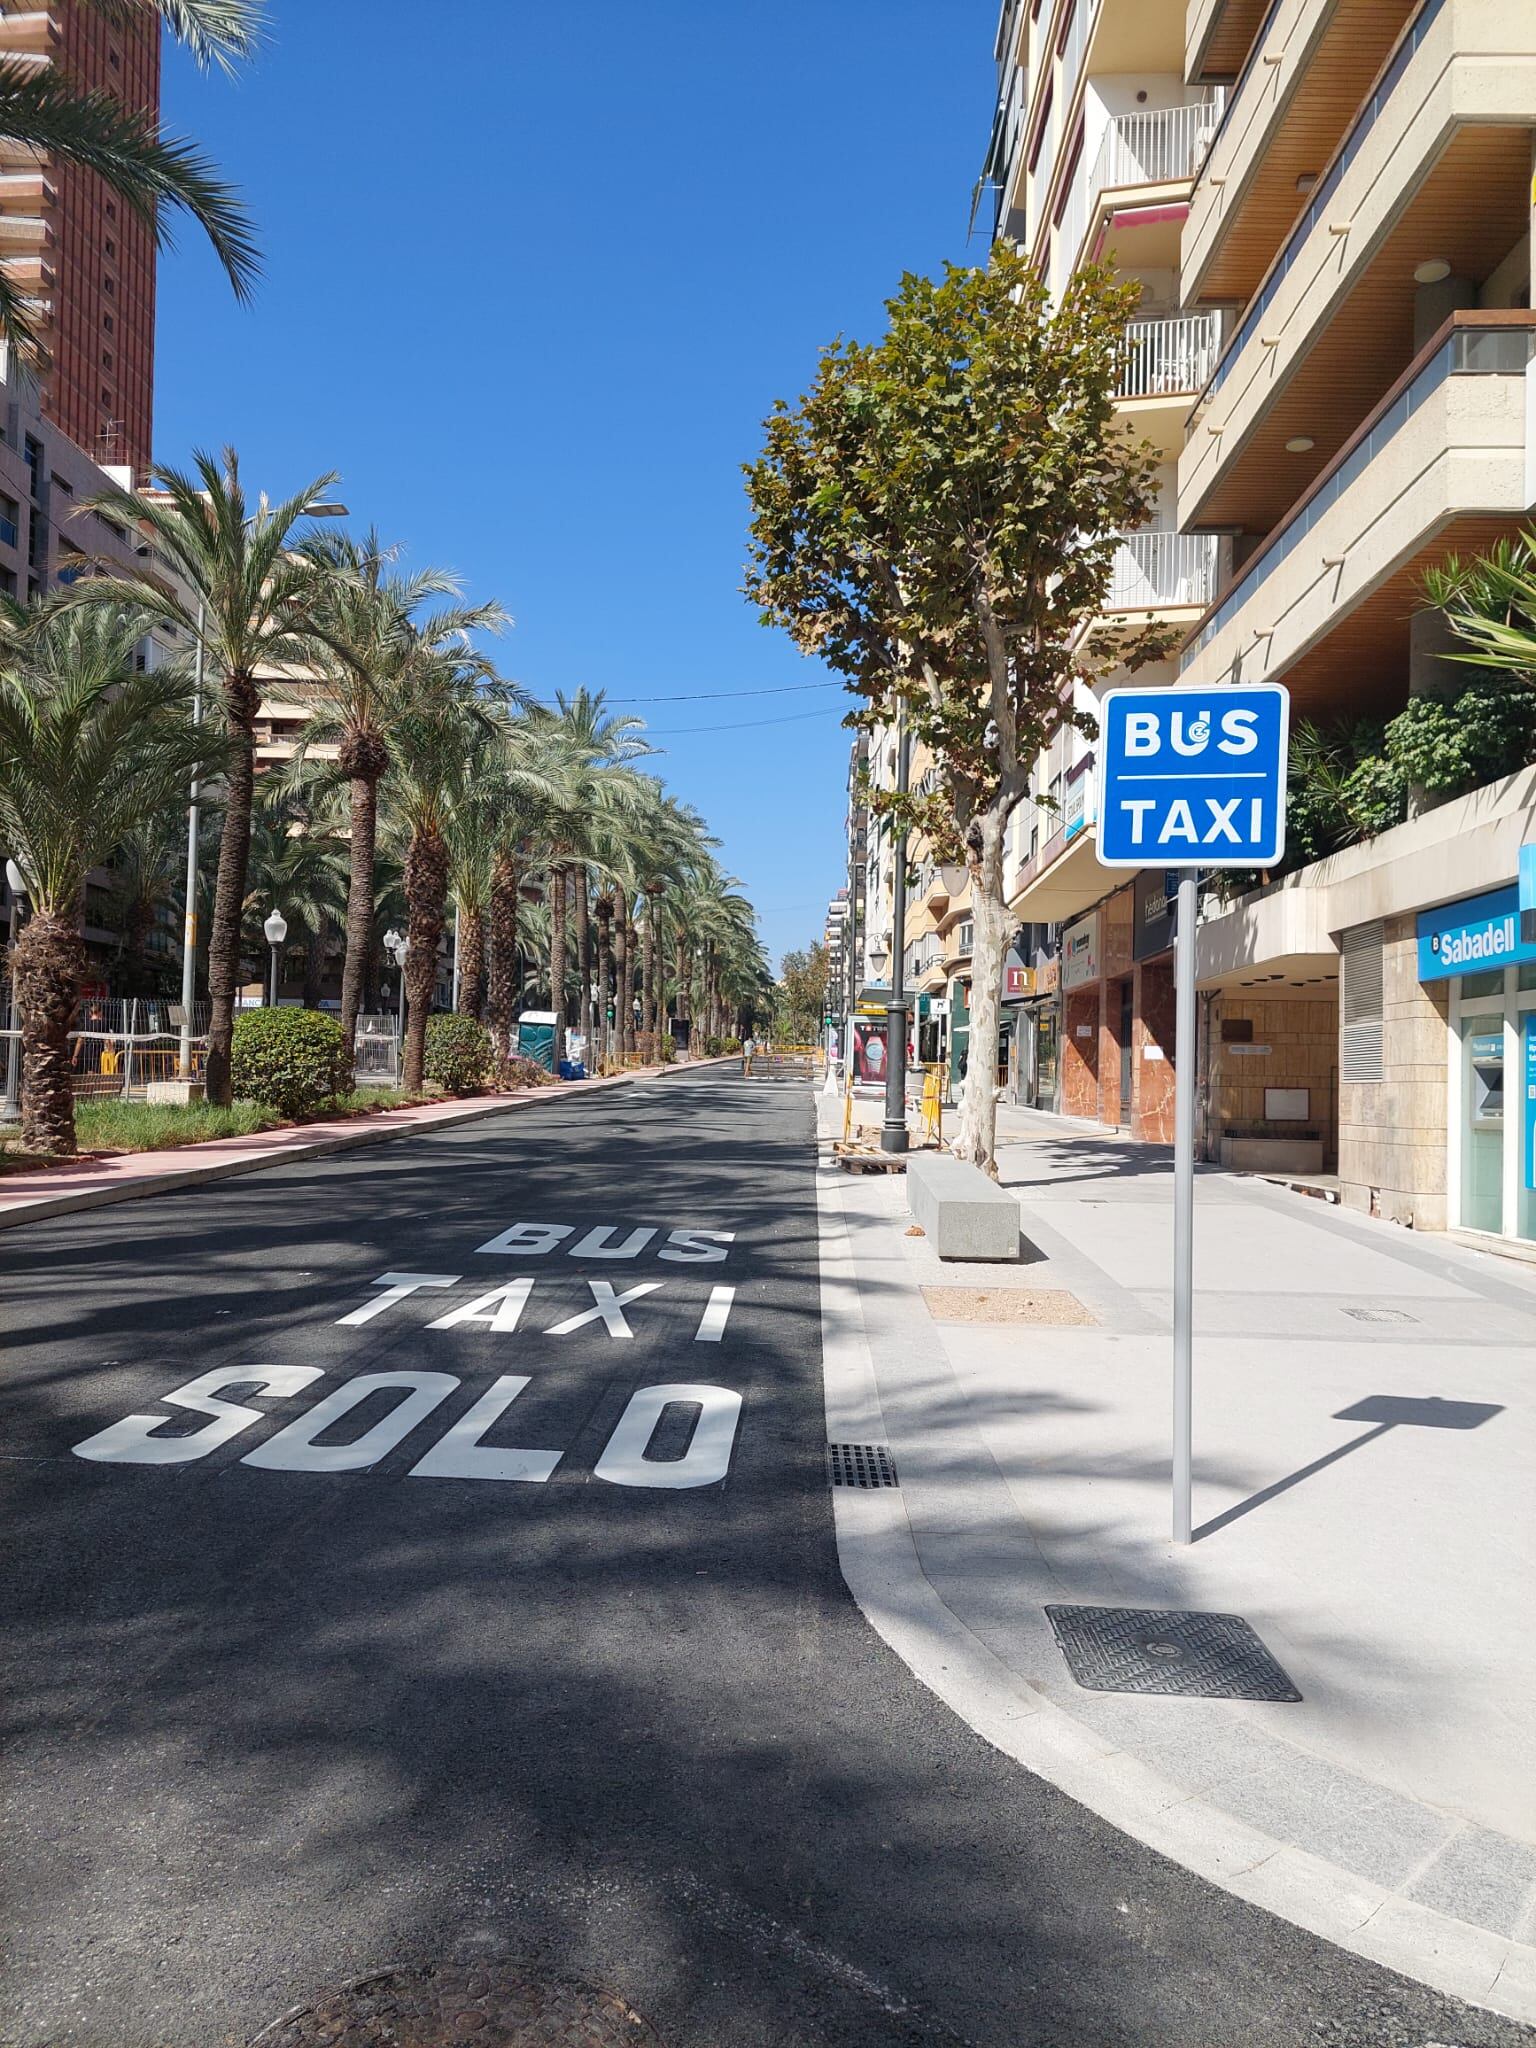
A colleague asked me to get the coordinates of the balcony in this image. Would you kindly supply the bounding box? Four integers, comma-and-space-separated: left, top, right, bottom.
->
1105, 531, 1219, 612
1180, 313, 1536, 717
1181, 0, 1536, 534
1053, 94, 1225, 293
1187, 0, 1272, 80
1117, 310, 1221, 454
1183, 0, 1419, 309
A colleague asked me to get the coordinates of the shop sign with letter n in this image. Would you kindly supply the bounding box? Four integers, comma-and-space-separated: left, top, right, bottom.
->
1095, 684, 1290, 870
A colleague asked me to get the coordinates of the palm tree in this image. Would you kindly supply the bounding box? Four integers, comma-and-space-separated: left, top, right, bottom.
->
527, 689, 651, 1065
0, 0, 261, 368
386, 665, 505, 1092
105, 799, 187, 996
242, 785, 347, 1005
0, 607, 216, 1154
76, 448, 339, 1104
286, 530, 506, 1067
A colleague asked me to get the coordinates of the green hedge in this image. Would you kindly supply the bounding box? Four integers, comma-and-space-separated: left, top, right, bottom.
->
230, 1007, 346, 1118
424, 1013, 492, 1094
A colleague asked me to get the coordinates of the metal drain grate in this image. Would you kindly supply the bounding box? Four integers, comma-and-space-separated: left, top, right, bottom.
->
1045, 1605, 1301, 1703
827, 1442, 899, 1489
1341, 1305, 1417, 1324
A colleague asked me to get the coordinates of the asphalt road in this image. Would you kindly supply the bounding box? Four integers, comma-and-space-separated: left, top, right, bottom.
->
1, 1066, 1529, 2048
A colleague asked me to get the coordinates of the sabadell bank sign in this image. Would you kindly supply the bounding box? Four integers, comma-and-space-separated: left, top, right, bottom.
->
1417, 885, 1536, 983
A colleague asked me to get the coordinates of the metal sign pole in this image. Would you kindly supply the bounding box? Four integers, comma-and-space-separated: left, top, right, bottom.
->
1172, 873, 1198, 1545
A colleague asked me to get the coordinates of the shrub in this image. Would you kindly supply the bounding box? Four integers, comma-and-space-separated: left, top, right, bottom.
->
424, 1012, 493, 1094
495, 1052, 554, 1091
230, 1007, 346, 1118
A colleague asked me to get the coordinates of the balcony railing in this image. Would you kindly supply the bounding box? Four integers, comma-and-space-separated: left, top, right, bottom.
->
1182, 313, 1536, 666
1107, 532, 1219, 611
1093, 97, 1225, 196
1054, 95, 1225, 291
1118, 313, 1221, 399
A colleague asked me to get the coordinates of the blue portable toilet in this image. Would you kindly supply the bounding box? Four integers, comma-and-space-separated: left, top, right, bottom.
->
517, 1009, 558, 1073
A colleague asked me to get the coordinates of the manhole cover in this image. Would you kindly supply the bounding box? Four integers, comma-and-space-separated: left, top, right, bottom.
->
827, 1442, 899, 1488
250, 1964, 665, 2047
1340, 1305, 1417, 1324
1045, 1605, 1301, 1703
922, 1286, 1096, 1326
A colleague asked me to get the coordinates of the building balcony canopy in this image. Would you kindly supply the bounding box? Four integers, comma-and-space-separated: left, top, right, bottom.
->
1179, 312, 1536, 717
1181, 1, 1536, 533
1007, 821, 1112, 924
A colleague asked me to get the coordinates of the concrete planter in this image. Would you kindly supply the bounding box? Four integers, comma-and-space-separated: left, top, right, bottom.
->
1221, 1134, 1325, 1174
144, 1078, 206, 1106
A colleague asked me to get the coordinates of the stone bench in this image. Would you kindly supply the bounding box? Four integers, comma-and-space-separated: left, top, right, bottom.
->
907, 1153, 1019, 1262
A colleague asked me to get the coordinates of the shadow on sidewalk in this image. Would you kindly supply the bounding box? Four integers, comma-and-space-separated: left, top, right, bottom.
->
1194, 1394, 1505, 1542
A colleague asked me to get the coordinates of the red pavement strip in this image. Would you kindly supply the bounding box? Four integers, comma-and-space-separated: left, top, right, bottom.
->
0, 1061, 721, 1232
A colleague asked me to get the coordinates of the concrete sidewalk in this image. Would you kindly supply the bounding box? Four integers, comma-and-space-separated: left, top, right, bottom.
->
817, 1098, 1536, 2022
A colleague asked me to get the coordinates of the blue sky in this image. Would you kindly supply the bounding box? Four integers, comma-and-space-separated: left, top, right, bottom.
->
156, 1, 995, 972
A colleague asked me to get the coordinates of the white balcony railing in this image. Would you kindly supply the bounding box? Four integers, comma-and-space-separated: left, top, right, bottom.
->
1106, 532, 1219, 611
1093, 96, 1224, 194
1052, 95, 1223, 292
1117, 312, 1221, 399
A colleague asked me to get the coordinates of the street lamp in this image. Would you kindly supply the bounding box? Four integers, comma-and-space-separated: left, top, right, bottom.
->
384, 927, 409, 1042
263, 908, 288, 1008
1, 858, 26, 1123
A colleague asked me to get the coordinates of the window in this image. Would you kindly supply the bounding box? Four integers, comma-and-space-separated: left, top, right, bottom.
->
101, 350, 113, 370
102, 313, 113, 334
1340, 922, 1384, 1083
0, 567, 15, 597
104, 237, 116, 258
105, 200, 116, 220
1028, 87, 1053, 173
0, 493, 17, 548
103, 276, 114, 296
49, 472, 71, 496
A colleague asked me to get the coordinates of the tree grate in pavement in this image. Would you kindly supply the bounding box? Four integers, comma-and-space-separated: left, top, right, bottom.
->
1341, 1305, 1418, 1324
248, 1963, 664, 2047
827, 1442, 899, 1488
1045, 1605, 1302, 1703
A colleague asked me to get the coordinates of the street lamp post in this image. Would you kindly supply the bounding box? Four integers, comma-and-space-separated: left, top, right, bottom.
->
263, 908, 288, 1009
2, 858, 26, 1123
384, 928, 409, 1053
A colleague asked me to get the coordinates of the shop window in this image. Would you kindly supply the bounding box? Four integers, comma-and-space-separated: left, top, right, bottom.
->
1461, 968, 1503, 998
1340, 923, 1383, 1082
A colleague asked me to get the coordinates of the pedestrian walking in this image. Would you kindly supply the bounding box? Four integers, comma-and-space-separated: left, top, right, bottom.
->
742, 1033, 755, 1076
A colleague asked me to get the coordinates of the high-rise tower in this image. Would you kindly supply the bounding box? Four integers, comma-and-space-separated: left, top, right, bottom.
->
0, 1, 160, 476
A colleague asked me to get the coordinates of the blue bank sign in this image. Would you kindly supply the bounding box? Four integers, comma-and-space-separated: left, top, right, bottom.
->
1095, 683, 1290, 870
1416, 886, 1536, 982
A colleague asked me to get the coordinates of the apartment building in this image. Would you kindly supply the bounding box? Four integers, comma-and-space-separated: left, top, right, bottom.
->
985, 0, 1226, 1140
985, 0, 1536, 1251
0, 2, 159, 477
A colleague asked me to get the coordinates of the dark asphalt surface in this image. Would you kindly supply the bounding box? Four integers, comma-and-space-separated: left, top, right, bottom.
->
1, 1066, 1529, 2048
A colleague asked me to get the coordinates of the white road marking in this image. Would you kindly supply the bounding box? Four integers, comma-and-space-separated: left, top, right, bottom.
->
568, 1225, 658, 1259
694, 1285, 736, 1342
408, 1375, 561, 1483
593, 1383, 742, 1490
474, 1221, 576, 1256
544, 1280, 663, 1339
336, 1272, 459, 1326
658, 1229, 736, 1262
241, 1371, 459, 1473
426, 1278, 535, 1334
72, 1365, 323, 1466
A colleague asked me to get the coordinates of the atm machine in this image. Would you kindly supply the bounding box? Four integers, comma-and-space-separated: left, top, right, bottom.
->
1468, 1030, 1505, 1131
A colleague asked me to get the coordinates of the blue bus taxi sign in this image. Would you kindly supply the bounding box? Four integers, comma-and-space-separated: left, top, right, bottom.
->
1095, 683, 1290, 870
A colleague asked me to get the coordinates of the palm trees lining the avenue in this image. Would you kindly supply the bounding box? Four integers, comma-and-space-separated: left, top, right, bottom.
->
0, 455, 771, 1156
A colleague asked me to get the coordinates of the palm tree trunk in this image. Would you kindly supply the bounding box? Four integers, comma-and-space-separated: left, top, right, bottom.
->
204, 671, 259, 1106
673, 933, 690, 1033
457, 901, 485, 1021
14, 912, 83, 1157
486, 848, 519, 1062
575, 866, 592, 1051
403, 824, 448, 1092
595, 896, 613, 1068
548, 861, 567, 1066
614, 893, 630, 1056
338, 750, 385, 1071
